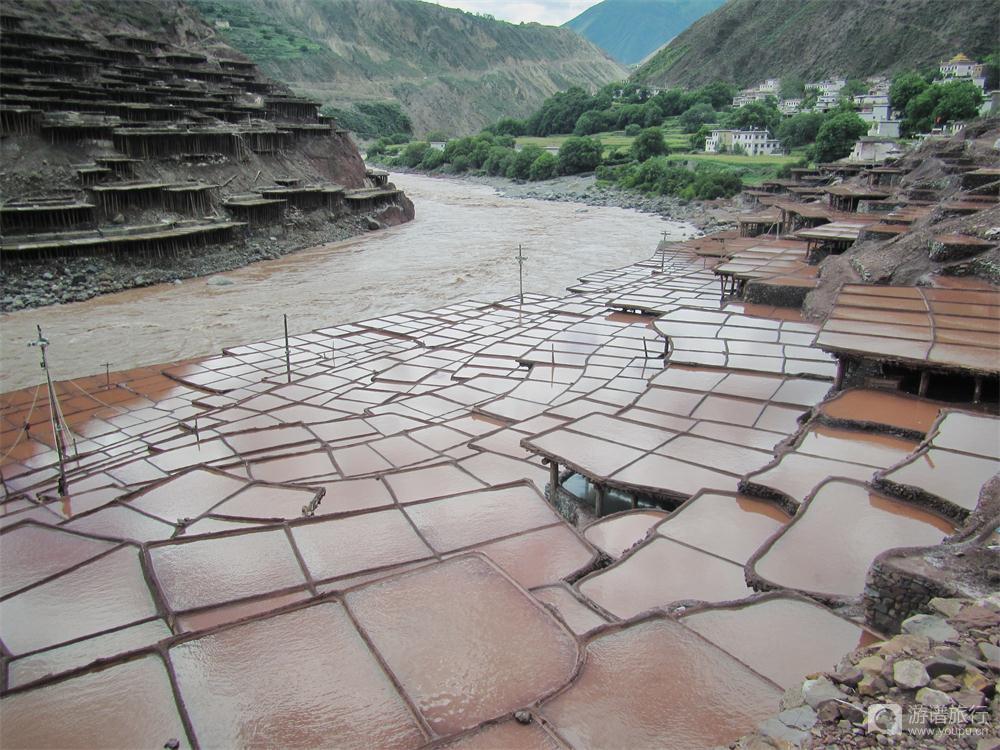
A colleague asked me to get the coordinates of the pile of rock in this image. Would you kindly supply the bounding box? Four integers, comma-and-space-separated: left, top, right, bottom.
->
730, 597, 999, 749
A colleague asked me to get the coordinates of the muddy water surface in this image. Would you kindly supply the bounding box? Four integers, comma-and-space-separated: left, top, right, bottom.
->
1, 174, 694, 392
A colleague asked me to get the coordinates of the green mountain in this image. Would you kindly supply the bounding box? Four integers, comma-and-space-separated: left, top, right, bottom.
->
189, 0, 628, 137
633, 0, 1000, 87
564, 0, 725, 66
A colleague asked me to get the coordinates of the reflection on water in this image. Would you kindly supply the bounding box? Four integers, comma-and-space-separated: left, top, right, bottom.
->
1, 173, 694, 392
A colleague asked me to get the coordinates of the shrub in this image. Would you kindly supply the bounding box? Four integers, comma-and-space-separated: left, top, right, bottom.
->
399, 141, 430, 168
624, 123, 641, 136
420, 148, 445, 170
631, 127, 668, 162
678, 102, 716, 133
557, 136, 603, 174
811, 111, 868, 162
528, 152, 557, 181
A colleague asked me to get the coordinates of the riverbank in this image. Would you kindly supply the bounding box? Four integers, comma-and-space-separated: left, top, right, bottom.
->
378, 166, 740, 232
0, 213, 379, 313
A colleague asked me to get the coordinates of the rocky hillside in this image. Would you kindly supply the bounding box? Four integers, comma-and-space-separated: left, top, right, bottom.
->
189, 0, 628, 136
633, 0, 1000, 87
0, 0, 413, 311
564, 0, 724, 66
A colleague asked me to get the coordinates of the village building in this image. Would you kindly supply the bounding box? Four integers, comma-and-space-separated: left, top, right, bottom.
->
778, 98, 802, 115
935, 53, 987, 92
705, 128, 783, 156
854, 92, 901, 138
848, 136, 904, 163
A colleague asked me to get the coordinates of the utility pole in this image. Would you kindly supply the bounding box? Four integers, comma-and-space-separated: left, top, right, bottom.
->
515, 244, 527, 306
28, 326, 68, 496
660, 230, 667, 273
283, 314, 291, 383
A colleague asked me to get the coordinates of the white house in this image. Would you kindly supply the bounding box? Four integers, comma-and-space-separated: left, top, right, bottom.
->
706, 128, 782, 155
807, 79, 846, 97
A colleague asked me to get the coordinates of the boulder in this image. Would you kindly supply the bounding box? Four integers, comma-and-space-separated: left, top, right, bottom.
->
916, 688, 953, 708
893, 659, 930, 690
901, 614, 959, 643
801, 677, 844, 709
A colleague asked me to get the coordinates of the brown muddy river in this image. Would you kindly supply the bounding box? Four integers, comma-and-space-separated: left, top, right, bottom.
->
1, 174, 695, 392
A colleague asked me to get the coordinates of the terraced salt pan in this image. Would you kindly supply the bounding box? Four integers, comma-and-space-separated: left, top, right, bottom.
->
437, 718, 562, 749
523, 366, 828, 503
752, 480, 954, 598
656, 491, 790, 564
680, 595, 880, 688
345, 555, 578, 736
0, 656, 190, 749
653, 307, 836, 378
578, 537, 752, 618
743, 424, 919, 506
819, 389, 943, 435
7, 619, 172, 689
170, 603, 426, 749
0, 523, 115, 597
879, 410, 1000, 513
0, 546, 158, 655
582, 510, 668, 559
532, 585, 608, 635
539, 617, 781, 749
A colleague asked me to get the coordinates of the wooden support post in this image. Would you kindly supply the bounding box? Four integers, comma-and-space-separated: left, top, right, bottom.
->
548, 460, 559, 497
918, 371, 930, 397
284, 314, 291, 384
834, 357, 847, 390
973, 376, 983, 403
630, 493, 638, 510
594, 484, 605, 518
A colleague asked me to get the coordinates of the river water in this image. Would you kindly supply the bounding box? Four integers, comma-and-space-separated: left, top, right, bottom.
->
0, 174, 695, 393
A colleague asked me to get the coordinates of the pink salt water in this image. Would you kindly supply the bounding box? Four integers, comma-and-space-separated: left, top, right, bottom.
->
170, 602, 426, 749
539, 618, 781, 748
753, 481, 954, 597
656, 492, 789, 564
819, 389, 942, 434
345, 555, 578, 736
0, 656, 190, 749
681, 596, 880, 688
578, 537, 751, 618
583, 510, 668, 559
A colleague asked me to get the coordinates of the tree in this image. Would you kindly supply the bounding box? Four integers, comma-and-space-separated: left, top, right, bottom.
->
624, 123, 641, 136
557, 136, 603, 174
679, 102, 716, 132
692, 81, 736, 109
690, 124, 714, 151
932, 80, 983, 123
776, 111, 825, 147
631, 127, 667, 162
398, 141, 430, 168
889, 72, 929, 113
841, 79, 868, 99
493, 117, 526, 136
573, 109, 613, 136
506, 145, 543, 180
903, 80, 982, 136
420, 148, 445, 170
722, 98, 781, 134
811, 111, 867, 162
528, 152, 558, 181
780, 75, 805, 100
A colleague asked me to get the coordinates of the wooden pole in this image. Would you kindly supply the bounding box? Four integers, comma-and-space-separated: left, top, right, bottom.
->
284, 314, 291, 383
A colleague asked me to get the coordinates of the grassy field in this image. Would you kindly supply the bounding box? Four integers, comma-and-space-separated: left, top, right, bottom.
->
516, 117, 690, 155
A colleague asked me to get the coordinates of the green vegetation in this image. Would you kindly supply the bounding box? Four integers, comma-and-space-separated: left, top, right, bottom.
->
900, 79, 983, 137
322, 102, 413, 141
189, 0, 324, 61
811, 111, 868, 162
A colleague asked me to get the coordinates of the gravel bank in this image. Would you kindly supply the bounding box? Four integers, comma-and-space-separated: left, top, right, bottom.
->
1, 212, 377, 313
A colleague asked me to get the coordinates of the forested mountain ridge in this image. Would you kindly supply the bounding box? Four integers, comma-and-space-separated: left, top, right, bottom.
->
190, 0, 628, 136
633, 0, 1000, 87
